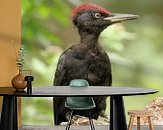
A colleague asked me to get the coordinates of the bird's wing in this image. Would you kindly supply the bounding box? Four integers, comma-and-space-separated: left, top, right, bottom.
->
53, 55, 66, 86
53, 45, 77, 124
53, 54, 68, 86
107, 72, 112, 86
53, 45, 74, 86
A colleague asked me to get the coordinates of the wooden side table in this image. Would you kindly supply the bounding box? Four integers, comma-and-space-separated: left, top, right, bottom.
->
128, 109, 154, 130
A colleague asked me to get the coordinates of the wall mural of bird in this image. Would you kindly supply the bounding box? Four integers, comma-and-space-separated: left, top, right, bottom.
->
53, 3, 138, 125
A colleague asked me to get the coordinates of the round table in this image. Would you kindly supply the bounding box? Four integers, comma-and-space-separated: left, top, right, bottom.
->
0, 86, 158, 130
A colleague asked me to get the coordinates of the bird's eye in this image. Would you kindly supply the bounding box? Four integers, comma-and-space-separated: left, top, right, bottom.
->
93, 13, 101, 19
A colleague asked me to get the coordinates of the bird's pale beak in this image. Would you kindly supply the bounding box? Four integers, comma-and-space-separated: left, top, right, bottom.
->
104, 13, 139, 23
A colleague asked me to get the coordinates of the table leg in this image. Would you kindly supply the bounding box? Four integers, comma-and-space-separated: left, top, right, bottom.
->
110, 96, 127, 130
0, 96, 18, 130
53, 97, 59, 125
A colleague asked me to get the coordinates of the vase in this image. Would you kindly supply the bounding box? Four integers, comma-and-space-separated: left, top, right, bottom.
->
12, 71, 27, 91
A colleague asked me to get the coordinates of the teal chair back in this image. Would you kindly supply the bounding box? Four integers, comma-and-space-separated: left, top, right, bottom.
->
65, 79, 95, 110
69, 79, 89, 87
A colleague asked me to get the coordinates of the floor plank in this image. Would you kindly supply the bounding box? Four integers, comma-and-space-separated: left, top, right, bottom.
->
19, 125, 163, 130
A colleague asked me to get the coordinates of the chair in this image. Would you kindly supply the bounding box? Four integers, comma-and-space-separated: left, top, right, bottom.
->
65, 79, 96, 130
128, 109, 154, 130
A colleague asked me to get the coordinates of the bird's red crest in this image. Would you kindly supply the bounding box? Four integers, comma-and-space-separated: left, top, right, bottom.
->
71, 3, 110, 20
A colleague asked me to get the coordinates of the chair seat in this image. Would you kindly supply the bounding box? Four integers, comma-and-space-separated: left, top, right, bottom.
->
128, 109, 152, 116
65, 97, 96, 110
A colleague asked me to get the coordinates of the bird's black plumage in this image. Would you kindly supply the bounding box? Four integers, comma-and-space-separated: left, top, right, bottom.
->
53, 3, 138, 125
53, 41, 112, 124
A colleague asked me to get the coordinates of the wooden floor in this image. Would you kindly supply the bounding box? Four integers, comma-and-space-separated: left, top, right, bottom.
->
19, 125, 163, 130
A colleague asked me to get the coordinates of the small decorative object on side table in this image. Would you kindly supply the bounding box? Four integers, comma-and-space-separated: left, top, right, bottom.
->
11, 45, 27, 91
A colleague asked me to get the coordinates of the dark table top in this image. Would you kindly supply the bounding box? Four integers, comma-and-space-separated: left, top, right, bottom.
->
0, 86, 158, 97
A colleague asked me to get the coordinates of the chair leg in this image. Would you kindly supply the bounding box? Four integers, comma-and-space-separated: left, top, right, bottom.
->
128, 116, 135, 130
88, 111, 95, 130
137, 117, 141, 130
66, 110, 73, 130
148, 116, 154, 130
